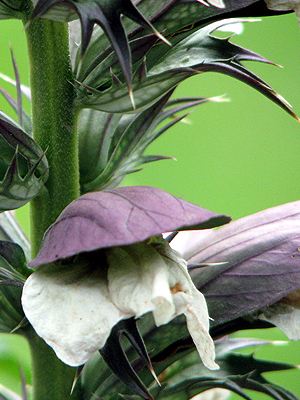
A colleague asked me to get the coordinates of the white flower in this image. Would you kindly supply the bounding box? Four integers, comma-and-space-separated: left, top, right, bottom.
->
265, 0, 300, 21
21, 241, 218, 370
21, 262, 125, 366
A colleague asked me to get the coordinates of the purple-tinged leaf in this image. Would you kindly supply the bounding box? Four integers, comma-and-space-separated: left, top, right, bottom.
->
10, 49, 23, 128
173, 201, 300, 326
0, 113, 48, 212
32, 0, 169, 95
100, 318, 155, 400
78, 19, 298, 119
30, 186, 230, 267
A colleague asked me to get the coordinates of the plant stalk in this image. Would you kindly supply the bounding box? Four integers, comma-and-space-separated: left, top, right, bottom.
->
28, 334, 80, 400
25, 17, 80, 256
24, 14, 81, 400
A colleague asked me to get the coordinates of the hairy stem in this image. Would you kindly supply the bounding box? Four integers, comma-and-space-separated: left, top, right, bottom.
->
25, 17, 80, 256
24, 13, 81, 400
28, 334, 80, 400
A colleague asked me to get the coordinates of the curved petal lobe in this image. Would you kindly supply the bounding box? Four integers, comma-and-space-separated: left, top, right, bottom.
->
22, 262, 127, 366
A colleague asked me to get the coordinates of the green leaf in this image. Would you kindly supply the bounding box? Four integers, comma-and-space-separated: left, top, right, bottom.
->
0, 212, 30, 259
148, 0, 288, 37
0, 89, 32, 135
79, 90, 218, 192
32, 0, 169, 93
0, 52, 32, 134
39, 0, 288, 87
0, 0, 25, 19
150, 342, 296, 400
100, 318, 156, 400
76, 19, 297, 118
0, 113, 48, 212
82, 333, 298, 400
0, 241, 29, 333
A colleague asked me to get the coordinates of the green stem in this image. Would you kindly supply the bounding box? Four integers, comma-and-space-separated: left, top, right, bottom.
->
24, 14, 81, 400
25, 17, 80, 256
28, 334, 80, 400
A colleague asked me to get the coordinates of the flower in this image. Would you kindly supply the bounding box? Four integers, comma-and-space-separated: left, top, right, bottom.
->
22, 240, 218, 370
22, 186, 230, 370
169, 200, 300, 337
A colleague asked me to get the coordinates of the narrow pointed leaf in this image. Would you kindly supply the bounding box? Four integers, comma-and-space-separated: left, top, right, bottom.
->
10, 49, 23, 128
77, 19, 296, 118
0, 89, 32, 134
100, 319, 153, 400
32, 0, 169, 90
79, 90, 215, 192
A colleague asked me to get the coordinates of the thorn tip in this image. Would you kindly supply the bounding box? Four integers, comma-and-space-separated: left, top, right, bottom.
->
129, 88, 136, 110
149, 366, 161, 386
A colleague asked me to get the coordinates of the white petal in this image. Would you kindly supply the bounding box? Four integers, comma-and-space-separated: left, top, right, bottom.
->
260, 303, 300, 340
22, 262, 125, 366
174, 289, 219, 370
159, 243, 218, 370
108, 244, 175, 325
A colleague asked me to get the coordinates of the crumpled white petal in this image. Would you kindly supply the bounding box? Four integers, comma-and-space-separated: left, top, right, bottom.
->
160, 243, 219, 370
108, 242, 218, 370
259, 289, 300, 340
21, 262, 127, 366
107, 244, 175, 326
22, 241, 217, 370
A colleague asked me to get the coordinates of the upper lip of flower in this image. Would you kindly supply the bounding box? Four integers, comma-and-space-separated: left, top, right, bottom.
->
28, 186, 230, 268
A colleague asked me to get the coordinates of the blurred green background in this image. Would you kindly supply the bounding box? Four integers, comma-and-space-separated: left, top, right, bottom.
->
0, 11, 300, 398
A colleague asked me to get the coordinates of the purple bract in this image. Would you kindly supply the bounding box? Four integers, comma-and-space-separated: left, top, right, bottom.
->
30, 186, 230, 267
